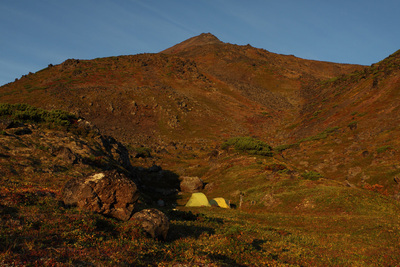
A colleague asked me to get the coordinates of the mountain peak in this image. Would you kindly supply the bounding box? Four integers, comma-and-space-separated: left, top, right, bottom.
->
191, 33, 222, 44
161, 33, 223, 54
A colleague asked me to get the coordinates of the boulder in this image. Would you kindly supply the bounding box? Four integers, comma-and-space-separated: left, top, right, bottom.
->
54, 146, 78, 165
131, 209, 169, 240
180, 176, 204, 192
62, 170, 139, 220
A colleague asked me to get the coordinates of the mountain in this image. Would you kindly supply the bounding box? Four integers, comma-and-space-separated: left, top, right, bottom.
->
0, 34, 363, 146
161, 32, 223, 54
1, 33, 400, 265
163, 33, 363, 110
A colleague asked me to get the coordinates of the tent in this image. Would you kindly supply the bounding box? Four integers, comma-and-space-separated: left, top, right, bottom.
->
185, 193, 211, 207
209, 197, 230, 209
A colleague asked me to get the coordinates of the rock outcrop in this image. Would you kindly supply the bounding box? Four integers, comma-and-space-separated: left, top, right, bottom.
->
62, 170, 139, 220
131, 208, 169, 240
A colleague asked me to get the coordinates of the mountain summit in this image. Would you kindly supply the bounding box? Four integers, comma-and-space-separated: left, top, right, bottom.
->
161, 33, 223, 54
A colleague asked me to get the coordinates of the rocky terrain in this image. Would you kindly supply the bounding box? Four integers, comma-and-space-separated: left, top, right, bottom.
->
1, 34, 400, 266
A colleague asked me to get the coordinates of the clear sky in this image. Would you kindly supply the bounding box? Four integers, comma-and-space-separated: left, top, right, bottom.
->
1, 0, 399, 86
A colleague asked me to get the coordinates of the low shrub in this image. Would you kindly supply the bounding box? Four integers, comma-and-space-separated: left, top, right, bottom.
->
0, 103, 77, 126
301, 171, 323, 181
274, 143, 300, 152
222, 136, 273, 156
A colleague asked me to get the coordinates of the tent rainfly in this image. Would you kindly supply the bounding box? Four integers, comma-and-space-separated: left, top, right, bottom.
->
185, 192, 211, 207
209, 197, 230, 208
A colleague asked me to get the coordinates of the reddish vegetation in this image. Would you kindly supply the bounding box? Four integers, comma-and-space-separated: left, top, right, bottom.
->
0, 33, 399, 191
1, 33, 400, 266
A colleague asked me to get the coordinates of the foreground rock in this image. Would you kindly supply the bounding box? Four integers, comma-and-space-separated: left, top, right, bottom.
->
62, 170, 139, 220
131, 209, 169, 240
180, 176, 204, 192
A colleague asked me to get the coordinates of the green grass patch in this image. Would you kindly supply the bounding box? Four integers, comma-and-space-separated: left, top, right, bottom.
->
222, 136, 273, 156
275, 127, 340, 152
0, 103, 77, 126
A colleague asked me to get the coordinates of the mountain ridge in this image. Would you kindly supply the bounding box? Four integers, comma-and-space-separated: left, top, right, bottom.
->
0, 34, 361, 144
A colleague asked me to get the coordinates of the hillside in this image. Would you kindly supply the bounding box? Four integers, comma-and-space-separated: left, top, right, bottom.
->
1, 34, 400, 265
0, 34, 363, 146
163, 33, 363, 111
277, 49, 400, 192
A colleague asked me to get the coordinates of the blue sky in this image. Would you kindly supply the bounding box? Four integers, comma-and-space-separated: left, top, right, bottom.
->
1, 0, 399, 86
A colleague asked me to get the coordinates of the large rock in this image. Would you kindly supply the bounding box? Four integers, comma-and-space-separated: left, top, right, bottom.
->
62, 170, 139, 220
53, 146, 78, 165
131, 209, 169, 240
180, 176, 204, 192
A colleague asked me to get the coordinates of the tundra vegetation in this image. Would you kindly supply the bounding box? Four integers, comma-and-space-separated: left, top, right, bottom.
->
0, 104, 399, 266
1, 34, 400, 265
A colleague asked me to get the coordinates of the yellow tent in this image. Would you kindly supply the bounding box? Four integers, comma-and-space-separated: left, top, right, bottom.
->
209, 197, 230, 209
185, 193, 211, 207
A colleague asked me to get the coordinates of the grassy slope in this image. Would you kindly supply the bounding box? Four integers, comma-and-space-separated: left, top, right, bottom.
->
0, 105, 399, 266
2, 146, 400, 266
277, 50, 400, 194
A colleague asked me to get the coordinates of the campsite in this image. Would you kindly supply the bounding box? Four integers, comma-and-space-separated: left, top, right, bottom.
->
1, 7, 400, 264
185, 193, 230, 209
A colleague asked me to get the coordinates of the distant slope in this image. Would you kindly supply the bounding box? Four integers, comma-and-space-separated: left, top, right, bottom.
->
278, 49, 400, 193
